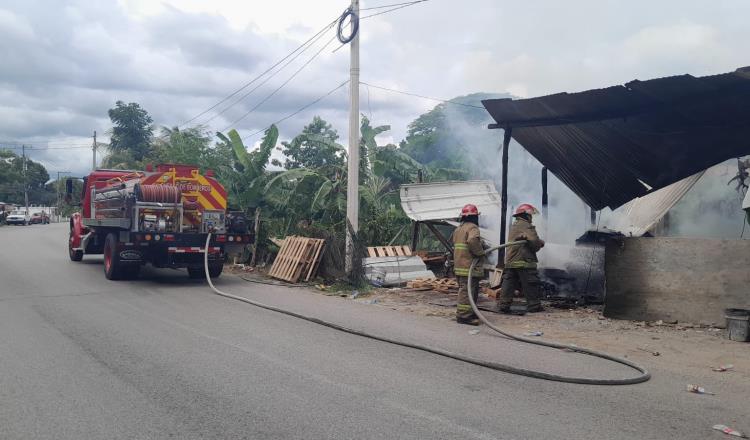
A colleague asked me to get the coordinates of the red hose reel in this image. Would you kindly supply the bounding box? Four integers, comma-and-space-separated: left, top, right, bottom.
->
135, 184, 182, 204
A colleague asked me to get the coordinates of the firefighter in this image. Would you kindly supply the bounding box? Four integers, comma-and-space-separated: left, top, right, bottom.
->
498, 203, 545, 313
452, 204, 485, 325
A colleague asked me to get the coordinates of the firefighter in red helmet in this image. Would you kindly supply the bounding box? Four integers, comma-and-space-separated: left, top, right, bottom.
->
498, 203, 545, 313
452, 204, 485, 325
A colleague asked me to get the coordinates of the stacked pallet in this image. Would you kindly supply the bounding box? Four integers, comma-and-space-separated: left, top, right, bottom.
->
406, 278, 459, 294
268, 236, 325, 283
367, 245, 412, 257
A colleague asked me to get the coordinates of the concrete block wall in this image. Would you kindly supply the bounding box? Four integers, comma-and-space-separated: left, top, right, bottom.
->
604, 237, 750, 325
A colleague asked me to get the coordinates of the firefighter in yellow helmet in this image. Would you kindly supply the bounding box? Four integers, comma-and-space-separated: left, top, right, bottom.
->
452, 204, 485, 325
498, 203, 545, 313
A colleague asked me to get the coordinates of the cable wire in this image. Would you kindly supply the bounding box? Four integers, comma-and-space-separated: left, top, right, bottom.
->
201, 22, 338, 128
241, 80, 349, 142
178, 17, 339, 128
360, 0, 428, 11
360, 1, 428, 19
361, 82, 485, 109
220, 33, 340, 133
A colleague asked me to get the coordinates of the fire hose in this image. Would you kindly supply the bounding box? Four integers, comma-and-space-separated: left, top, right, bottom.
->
204, 234, 650, 385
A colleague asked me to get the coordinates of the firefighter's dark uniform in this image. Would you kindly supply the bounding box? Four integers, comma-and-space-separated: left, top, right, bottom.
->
498, 216, 544, 312
452, 221, 485, 321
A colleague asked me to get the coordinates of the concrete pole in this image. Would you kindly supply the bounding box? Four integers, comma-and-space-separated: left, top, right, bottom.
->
345, 0, 360, 274
22, 145, 29, 212
92, 130, 97, 170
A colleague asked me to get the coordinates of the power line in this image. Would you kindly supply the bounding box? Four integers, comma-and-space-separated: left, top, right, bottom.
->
242, 80, 349, 142
361, 82, 486, 109
360, 0, 428, 11
222, 33, 340, 132
0, 144, 91, 151
331, 0, 429, 53
360, 0, 429, 19
200, 23, 337, 128
177, 17, 340, 129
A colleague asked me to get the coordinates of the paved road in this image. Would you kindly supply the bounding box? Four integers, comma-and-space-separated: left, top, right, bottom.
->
0, 224, 745, 439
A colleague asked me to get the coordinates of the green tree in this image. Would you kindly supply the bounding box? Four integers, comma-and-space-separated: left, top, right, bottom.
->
216, 126, 278, 211
151, 125, 230, 173
0, 149, 52, 205
277, 116, 345, 173
107, 101, 154, 163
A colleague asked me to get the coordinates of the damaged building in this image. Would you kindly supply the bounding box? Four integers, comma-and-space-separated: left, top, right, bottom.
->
480, 66, 750, 324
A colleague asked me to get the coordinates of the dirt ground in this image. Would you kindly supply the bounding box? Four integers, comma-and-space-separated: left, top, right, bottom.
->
343, 286, 750, 383
230, 267, 749, 385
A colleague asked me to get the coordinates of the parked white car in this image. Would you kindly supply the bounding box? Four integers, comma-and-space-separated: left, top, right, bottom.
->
6, 210, 30, 225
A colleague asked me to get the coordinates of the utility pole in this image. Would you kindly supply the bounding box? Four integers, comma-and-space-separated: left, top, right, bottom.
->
92, 130, 97, 170
345, 0, 360, 274
22, 144, 29, 212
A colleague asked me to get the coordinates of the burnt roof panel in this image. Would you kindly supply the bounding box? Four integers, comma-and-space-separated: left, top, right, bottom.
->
483, 67, 750, 209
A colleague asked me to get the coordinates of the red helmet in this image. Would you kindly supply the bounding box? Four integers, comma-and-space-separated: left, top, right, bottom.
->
460, 204, 480, 217
513, 203, 539, 216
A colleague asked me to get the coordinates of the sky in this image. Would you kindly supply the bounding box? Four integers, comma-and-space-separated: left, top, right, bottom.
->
0, 0, 748, 179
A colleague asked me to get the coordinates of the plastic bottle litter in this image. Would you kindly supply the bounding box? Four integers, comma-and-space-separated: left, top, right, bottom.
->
523, 331, 544, 337
713, 425, 747, 438
468, 329, 480, 335
350, 290, 360, 299
686, 384, 714, 395
713, 364, 734, 372
637, 347, 660, 356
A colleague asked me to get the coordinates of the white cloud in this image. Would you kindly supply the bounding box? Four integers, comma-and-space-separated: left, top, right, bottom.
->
0, 8, 36, 40
0, 0, 749, 180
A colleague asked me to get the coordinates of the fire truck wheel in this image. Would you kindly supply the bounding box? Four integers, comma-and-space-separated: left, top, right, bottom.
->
208, 264, 223, 279
103, 233, 124, 280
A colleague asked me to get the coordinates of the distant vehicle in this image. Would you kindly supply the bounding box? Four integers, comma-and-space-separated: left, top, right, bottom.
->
6, 210, 30, 226
30, 211, 50, 224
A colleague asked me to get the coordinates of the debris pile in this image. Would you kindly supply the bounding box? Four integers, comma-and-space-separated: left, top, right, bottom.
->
406, 278, 459, 294
364, 255, 434, 287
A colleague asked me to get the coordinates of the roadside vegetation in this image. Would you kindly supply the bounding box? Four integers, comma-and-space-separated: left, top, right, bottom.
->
1, 94, 503, 268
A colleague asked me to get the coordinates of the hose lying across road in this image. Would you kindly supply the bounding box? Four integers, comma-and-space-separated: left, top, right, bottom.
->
204, 234, 650, 385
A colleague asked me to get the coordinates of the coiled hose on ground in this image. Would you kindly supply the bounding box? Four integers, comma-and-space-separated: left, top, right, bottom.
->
204, 234, 650, 385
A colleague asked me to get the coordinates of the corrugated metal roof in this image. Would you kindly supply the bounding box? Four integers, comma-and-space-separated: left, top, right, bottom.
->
400, 180, 501, 222
482, 66, 750, 210
608, 171, 704, 236
400, 180, 502, 256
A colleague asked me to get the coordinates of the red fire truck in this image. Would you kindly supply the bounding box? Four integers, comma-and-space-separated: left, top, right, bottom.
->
67, 164, 251, 280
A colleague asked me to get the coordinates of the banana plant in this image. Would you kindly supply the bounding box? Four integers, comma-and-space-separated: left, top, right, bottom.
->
215, 125, 278, 210
359, 116, 390, 181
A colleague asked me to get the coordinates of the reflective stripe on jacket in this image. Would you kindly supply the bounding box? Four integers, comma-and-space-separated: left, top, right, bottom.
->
505, 217, 544, 269
452, 221, 485, 277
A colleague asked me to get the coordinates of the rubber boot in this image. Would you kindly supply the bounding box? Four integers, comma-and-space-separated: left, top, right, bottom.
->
456, 315, 480, 326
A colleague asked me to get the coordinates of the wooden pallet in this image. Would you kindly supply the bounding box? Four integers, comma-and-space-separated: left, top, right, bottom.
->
406, 277, 459, 294
268, 236, 325, 283
367, 245, 412, 258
